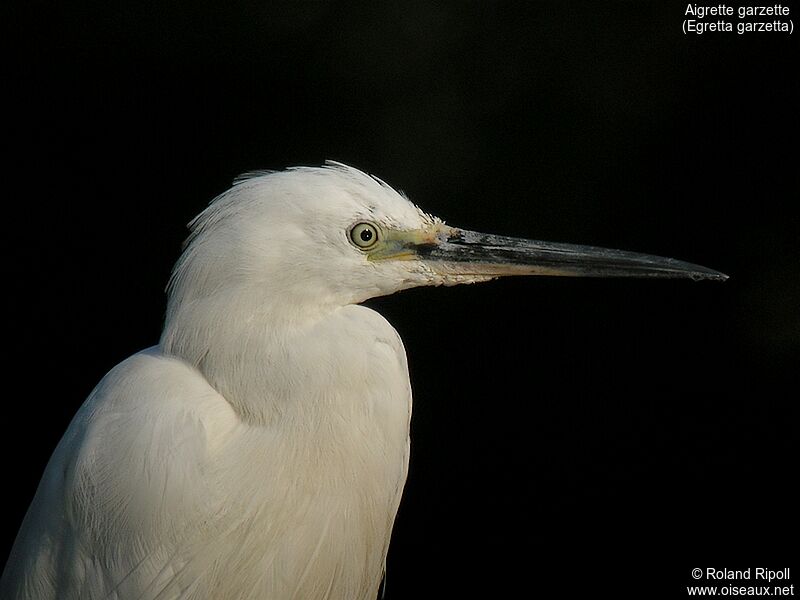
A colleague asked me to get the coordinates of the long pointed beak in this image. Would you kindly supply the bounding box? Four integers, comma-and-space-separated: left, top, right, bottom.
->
418, 229, 728, 281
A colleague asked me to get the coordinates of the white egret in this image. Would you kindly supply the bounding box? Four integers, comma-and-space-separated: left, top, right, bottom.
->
1, 162, 726, 599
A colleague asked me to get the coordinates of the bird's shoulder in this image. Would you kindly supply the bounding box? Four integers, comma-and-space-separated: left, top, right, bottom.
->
61, 347, 239, 505
2, 348, 240, 599
67, 345, 239, 460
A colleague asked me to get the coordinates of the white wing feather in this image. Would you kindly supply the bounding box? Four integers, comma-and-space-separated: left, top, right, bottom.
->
2, 305, 411, 600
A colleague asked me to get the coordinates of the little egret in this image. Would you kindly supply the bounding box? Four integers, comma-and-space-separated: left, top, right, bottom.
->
1, 162, 726, 599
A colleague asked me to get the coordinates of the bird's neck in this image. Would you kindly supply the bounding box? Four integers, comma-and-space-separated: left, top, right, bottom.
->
161, 291, 339, 426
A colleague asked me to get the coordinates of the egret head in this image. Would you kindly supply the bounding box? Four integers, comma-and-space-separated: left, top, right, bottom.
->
164, 162, 726, 327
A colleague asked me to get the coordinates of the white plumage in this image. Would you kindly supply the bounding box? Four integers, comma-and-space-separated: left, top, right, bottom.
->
2, 165, 426, 599
1, 162, 726, 599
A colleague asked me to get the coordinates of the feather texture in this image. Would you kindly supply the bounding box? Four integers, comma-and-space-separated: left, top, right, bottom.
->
2, 164, 426, 599
3, 303, 411, 599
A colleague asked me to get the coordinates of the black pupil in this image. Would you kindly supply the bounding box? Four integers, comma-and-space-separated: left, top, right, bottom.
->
360, 228, 373, 243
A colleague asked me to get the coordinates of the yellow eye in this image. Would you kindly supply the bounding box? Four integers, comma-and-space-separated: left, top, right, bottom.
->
350, 222, 379, 249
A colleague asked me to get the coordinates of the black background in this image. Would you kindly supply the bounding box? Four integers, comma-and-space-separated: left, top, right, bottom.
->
4, 1, 798, 598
